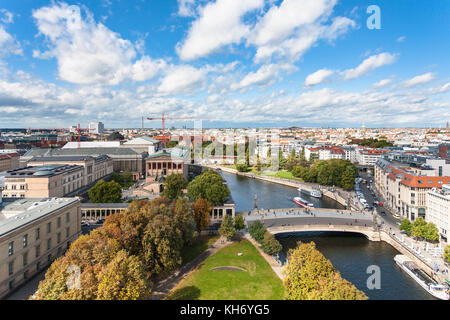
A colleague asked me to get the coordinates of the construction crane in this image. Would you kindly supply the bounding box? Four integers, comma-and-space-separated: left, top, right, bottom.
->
75, 123, 96, 149
147, 112, 197, 148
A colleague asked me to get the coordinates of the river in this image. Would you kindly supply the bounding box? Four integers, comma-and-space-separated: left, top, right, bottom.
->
221, 171, 434, 300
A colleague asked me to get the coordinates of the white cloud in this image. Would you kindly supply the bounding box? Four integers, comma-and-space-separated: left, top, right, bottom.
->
0, 9, 13, 24
158, 65, 208, 95
304, 69, 334, 86
177, 0, 197, 17
397, 36, 406, 42
401, 72, 435, 88
176, 0, 264, 61
0, 25, 22, 56
371, 78, 393, 89
32, 3, 164, 85
249, 0, 336, 46
343, 52, 397, 80
231, 64, 292, 90
439, 82, 450, 93
250, 1, 355, 64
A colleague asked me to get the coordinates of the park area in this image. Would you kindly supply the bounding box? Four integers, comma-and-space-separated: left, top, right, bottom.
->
166, 239, 285, 300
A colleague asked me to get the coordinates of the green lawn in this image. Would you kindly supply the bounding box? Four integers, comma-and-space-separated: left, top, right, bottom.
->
181, 235, 219, 265
261, 170, 303, 181
167, 240, 285, 300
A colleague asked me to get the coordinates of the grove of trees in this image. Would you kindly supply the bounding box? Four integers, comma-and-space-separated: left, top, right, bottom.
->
35, 197, 196, 300
283, 242, 368, 300
291, 159, 357, 190
400, 217, 439, 242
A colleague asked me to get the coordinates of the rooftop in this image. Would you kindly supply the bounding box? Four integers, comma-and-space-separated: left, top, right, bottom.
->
0, 197, 79, 237
6, 165, 83, 177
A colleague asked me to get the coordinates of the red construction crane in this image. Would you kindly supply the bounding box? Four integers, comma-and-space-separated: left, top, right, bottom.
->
75, 123, 96, 148
147, 112, 197, 148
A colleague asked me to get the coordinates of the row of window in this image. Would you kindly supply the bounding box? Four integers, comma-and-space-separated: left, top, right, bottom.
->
8, 228, 71, 276
7, 212, 70, 257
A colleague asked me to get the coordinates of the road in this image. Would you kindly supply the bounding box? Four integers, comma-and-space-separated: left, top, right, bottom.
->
358, 172, 400, 229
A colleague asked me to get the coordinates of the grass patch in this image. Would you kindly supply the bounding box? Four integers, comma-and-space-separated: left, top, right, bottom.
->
167, 239, 285, 300
261, 170, 303, 181
181, 235, 219, 265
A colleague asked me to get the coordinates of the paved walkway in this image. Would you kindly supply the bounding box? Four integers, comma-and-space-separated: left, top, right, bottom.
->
149, 237, 232, 300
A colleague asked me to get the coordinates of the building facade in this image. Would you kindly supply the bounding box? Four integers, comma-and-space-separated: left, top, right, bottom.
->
0, 197, 81, 298
2, 165, 85, 198
426, 185, 450, 244
0, 153, 20, 172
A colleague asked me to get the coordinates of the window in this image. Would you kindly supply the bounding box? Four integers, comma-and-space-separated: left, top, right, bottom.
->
47, 222, 51, 233
47, 238, 51, 250
66, 227, 70, 238
8, 241, 14, 256
23, 252, 28, 266
57, 217, 61, 228
36, 245, 40, 258
35, 228, 40, 241
57, 232, 61, 244
23, 234, 28, 248
66, 212, 70, 223
8, 261, 14, 275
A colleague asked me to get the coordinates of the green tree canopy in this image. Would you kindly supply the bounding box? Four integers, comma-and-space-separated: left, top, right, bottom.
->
89, 180, 123, 203
186, 169, 230, 205
218, 214, 235, 240
261, 232, 282, 255
161, 173, 187, 199
234, 214, 246, 231
249, 220, 267, 244
400, 219, 413, 235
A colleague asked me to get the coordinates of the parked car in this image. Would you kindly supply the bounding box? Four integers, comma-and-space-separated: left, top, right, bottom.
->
378, 202, 383, 207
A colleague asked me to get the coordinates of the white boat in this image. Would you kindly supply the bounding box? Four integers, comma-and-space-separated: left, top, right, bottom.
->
394, 255, 450, 300
297, 187, 322, 198
293, 197, 314, 208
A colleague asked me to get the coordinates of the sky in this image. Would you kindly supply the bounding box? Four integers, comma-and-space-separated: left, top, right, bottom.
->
0, 0, 449, 129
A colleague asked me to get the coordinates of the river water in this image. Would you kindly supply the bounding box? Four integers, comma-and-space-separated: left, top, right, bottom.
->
221, 172, 434, 300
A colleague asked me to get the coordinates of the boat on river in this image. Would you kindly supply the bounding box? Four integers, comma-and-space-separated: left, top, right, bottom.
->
293, 197, 314, 208
297, 187, 322, 198
394, 255, 450, 300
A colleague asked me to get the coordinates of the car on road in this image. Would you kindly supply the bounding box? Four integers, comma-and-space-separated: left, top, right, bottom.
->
378, 202, 383, 207
380, 211, 386, 216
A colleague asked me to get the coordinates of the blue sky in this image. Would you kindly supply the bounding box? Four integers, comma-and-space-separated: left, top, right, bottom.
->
0, 0, 449, 128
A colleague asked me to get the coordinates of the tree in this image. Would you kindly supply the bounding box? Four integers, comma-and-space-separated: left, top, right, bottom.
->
400, 219, 413, 235
340, 166, 355, 190
283, 242, 367, 300
249, 220, 266, 243
89, 180, 122, 203
234, 214, 246, 231
162, 174, 187, 199
192, 198, 211, 234
444, 245, 450, 263
236, 163, 249, 172
218, 214, 235, 240
96, 250, 151, 300
261, 232, 282, 255
412, 217, 427, 239
423, 222, 439, 242
187, 169, 230, 205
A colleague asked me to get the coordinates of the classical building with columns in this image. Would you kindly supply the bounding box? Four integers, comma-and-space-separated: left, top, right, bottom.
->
144, 149, 189, 193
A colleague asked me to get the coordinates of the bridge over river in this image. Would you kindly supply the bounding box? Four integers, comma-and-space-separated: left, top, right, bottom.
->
243, 208, 380, 241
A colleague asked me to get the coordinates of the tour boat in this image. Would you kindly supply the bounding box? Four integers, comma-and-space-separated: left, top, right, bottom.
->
293, 197, 314, 208
297, 187, 322, 198
394, 255, 450, 300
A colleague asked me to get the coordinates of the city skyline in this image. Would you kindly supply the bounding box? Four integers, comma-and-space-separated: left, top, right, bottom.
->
0, 0, 449, 128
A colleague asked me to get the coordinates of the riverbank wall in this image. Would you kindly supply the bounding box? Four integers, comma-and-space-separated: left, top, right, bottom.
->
211, 165, 350, 208
379, 231, 438, 281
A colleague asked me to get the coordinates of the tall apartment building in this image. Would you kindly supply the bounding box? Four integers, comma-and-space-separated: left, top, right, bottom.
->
89, 122, 104, 134
426, 185, 450, 244
374, 159, 450, 221
2, 165, 84, 198
356, 148, 388, 166
0, 197, 81, 298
